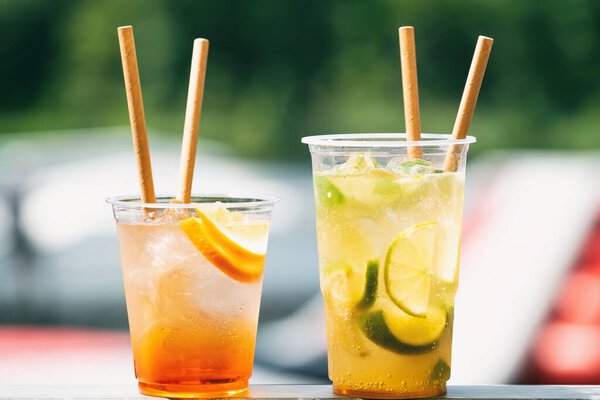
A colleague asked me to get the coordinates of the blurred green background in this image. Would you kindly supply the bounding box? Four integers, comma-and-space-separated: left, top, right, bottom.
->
1, 0, 600, 159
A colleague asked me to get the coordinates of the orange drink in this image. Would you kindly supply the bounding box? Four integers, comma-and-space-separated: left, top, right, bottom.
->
108, 196, 276, 398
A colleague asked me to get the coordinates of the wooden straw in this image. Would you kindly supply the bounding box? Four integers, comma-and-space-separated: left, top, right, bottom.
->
444, 36, 493, 172
117, 26, 156, 203
399, 26, 422, 159
177, 39, 210, 203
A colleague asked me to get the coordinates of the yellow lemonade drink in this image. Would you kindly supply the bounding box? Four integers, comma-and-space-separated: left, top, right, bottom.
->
109, 196, 276, 399
303, 134, 474, 399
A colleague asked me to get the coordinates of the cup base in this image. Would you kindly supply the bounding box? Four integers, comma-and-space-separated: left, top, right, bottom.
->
139, 379, 248, 398
333, 383, 446, 399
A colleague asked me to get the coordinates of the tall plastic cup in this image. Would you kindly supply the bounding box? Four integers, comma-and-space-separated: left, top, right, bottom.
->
107, 195, 277, 398
302, 134, 475, 399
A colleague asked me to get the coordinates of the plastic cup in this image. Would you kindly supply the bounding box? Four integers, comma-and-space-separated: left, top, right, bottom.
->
302, 134, 475, 399
107, 195, 277, 398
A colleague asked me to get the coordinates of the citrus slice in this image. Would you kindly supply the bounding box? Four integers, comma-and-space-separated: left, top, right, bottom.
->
384, 221, 437, 317
430, 359, 451, 383
358, 306, 446, 355
321, 265, 371, 357
385, 305, 446, 345
322, 265, 355, 305
325, 170, 399, 206
316, 175, 345, 207
356, 259, 379, 310
179, 211, 266, 282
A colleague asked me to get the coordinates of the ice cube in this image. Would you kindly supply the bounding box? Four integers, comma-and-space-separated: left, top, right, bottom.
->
153, 252, 262, 321
387, 157, 443, 175
335, 155, 379, 174
187, 262, 261, 318
155, 264, 212, 321
147, 228, 194, 271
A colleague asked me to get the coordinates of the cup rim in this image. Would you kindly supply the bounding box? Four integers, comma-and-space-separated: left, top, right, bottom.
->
106, 194, 280, 209
301, 133, 476, 148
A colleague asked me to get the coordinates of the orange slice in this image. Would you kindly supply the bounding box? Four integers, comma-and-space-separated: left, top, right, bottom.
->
179, 211, 266, 282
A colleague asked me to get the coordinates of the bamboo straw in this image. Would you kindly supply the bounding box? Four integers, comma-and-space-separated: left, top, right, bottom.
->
399, 26, 422, 159
444, 36, 493, 172
177, 39, 210, 203
117, 26, 156, 203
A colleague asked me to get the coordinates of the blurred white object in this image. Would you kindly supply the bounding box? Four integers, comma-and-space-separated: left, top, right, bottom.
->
451, 151, 600, 383
20, 150, 302, 253
256, 295, 327, 373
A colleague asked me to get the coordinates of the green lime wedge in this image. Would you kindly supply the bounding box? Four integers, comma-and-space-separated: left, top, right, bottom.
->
384, 221, 437, 317
358, 307, 446, 355
430, 359, 451, 382
356, 259, 379, 310
316, 175, 344, 207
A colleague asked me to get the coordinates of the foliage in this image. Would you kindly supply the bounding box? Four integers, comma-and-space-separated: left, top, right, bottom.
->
1, 0, 599, 159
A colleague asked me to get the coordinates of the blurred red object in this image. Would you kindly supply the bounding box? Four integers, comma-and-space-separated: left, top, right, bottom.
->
0, 326, 130, 353
525, 210, 600, 383
555, 271, 600, 324
0, 326, 133, 385
580, 225, 600, 264
531, 322, 600, 384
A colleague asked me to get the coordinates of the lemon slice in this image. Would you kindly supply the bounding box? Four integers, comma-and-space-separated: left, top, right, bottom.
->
179, 211, 266, 282
384, 221, 437, 317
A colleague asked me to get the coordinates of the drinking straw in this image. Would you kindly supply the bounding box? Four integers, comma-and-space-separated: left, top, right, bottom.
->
176, 39, 210, 203
444, 36, 493, 172
399, 26, 422, 159
117, 26, 156, 203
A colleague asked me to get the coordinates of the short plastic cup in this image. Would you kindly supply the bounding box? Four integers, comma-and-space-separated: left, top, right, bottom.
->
302, 134, 475, 399
107, 195, 277, 398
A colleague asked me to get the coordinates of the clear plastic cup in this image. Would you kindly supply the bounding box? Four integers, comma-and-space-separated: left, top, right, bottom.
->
107, 195, 277, 398
302, 134, 475, 399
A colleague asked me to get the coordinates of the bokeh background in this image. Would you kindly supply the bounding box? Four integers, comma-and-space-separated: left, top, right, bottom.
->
1, 0, 600, 387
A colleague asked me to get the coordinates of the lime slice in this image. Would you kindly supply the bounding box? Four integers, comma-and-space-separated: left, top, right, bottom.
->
315, 155, 380, 207
358, 306, 446, 355
385, 305, 447, 345
430, 359, 451, 383
384, 221, 437, 317
356, 259, 379, 310
316, 175, 344, 207
321, 169, 401, 207
329, 172, 393, 204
